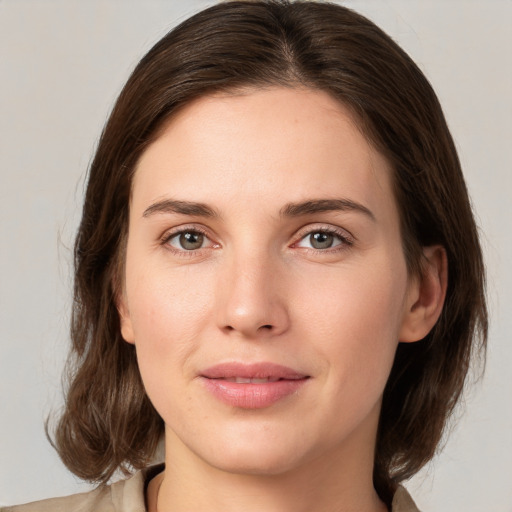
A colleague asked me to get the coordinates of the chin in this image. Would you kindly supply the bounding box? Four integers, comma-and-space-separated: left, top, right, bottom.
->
193, 428, 310, 476
207, 448, 304, 477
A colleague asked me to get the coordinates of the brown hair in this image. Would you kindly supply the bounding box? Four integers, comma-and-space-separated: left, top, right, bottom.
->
51, 0, 487, 505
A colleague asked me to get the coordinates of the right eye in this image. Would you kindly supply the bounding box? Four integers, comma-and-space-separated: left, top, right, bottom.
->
164, 229, 213, 251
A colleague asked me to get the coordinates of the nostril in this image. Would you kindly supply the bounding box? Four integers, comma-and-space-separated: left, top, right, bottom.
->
260, 324, 273, 330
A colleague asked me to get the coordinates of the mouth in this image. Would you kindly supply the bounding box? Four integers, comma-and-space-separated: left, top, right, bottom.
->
201, 362, 308, 380
200, 362, 310, 409
223, 377, 289, 383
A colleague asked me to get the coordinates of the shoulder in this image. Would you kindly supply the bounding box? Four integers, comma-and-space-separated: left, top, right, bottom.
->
1, 465, 164, 512
2, 468, 415, 512
392, 485, 421, 512
0, 485, 115, 512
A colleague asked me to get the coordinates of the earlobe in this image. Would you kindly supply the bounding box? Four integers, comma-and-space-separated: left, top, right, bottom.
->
399, 245, 448, 343
117, 294, 135, 344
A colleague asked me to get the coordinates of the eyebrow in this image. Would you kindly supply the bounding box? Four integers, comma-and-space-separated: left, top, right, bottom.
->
280, 199, 376, 221
142, 199, 218, 218
142, 198, 375, 221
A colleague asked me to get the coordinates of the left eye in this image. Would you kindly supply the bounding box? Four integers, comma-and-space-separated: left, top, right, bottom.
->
296, 231, 345, 250
167, 230, 210, 251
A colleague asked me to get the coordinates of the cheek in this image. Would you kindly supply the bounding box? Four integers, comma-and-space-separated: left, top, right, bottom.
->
126, 281, 205, 426
124, 261, 215, 393
295, 256, 407, 385
126, 251, 212, 336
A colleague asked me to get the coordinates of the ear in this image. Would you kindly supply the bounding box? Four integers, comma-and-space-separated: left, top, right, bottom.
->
399, 245, 448, 343
116, 292, 135, 345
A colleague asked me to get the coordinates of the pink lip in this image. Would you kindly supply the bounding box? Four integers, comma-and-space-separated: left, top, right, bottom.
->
200, 362, 310, 409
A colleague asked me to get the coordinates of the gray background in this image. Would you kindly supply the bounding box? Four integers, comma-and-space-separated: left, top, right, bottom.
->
1, 1, 511, 510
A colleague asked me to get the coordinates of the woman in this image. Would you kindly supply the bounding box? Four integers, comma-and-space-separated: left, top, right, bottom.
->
3, 1, 487, 511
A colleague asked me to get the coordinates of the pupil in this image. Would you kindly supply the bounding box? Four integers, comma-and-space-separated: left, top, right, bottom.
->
311, 232, 333, 249
180, 232, 203, 250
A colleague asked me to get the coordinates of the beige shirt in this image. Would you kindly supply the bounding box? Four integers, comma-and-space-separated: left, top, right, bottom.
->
2, 466, 420, 512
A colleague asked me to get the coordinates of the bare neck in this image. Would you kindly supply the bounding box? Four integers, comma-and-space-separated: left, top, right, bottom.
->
150, 432, 387, 512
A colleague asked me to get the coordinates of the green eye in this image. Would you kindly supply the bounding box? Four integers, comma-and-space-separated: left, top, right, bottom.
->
296, 230, 345, 250
169, 231, 206, 250
309, 232, 335, 249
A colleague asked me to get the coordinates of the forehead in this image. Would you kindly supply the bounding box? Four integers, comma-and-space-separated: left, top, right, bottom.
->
132, 87, 397, 224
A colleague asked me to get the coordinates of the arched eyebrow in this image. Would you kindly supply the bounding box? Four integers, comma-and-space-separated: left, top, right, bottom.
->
143, 199, 218, 218
142, 198, 375, 221
280, 199, 376, 221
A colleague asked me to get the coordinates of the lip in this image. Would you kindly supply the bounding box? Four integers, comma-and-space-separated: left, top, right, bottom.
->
200, 362, 310, 409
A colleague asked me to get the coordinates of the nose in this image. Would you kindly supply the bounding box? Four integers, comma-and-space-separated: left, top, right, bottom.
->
215, 252, 290, 338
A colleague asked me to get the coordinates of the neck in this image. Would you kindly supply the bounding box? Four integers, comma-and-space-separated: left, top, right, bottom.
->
154, 428, 387, 512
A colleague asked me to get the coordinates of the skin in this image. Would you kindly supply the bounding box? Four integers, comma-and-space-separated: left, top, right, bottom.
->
118, 87, 446, 512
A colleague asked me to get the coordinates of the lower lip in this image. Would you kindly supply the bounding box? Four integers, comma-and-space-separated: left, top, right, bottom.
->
201, 378, 309, 409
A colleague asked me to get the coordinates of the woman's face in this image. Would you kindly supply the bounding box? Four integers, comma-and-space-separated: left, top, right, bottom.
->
119, 87, 418, 476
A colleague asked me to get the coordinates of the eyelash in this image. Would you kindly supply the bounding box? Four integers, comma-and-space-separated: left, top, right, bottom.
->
291, 225, 354, 253
160, 225, 354, 256
160, 225, 215, 257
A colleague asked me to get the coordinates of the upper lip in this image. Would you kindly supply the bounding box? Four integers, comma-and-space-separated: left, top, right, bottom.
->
200, 362, 308, 380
